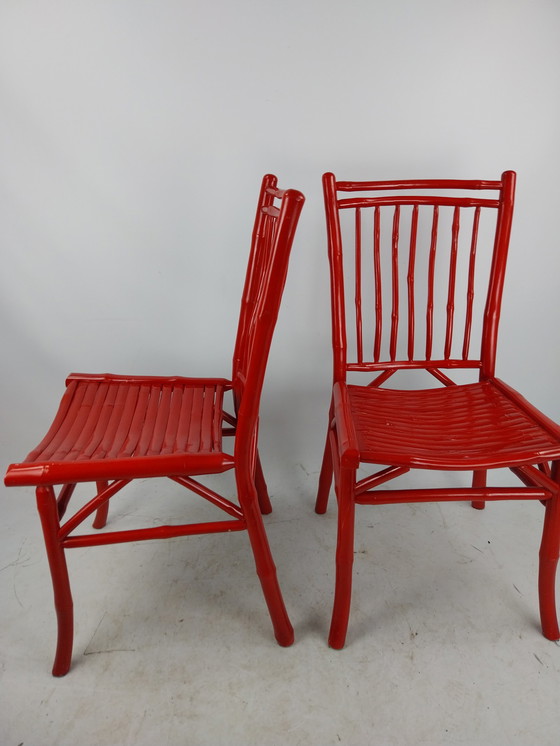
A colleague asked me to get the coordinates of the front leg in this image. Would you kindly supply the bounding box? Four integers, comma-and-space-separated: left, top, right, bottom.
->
36, 486, 74, 676
539, 462, 560, 640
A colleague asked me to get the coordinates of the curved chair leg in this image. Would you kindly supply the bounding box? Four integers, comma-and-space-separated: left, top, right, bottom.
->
36, 486, 74, 676
316, 411, 335, 514
328, 467, 356, 649
238, 475, 294, 647
472, 470, 486, 510
92, 480, 110, 529
539, 465, 560, 640
255, 453, 273, 515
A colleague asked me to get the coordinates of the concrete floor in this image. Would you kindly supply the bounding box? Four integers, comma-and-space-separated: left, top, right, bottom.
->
2, 460, 560, 745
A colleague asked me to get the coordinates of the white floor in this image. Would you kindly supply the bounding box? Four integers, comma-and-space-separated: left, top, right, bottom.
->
2, 447, 560, 745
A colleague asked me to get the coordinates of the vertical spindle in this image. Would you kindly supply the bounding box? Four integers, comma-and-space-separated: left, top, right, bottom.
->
355, 208, 363, 364
390, 206, 400, 361
426, 205, 439, 360
462, 206, 480, 359
373, 206, 382, 362
407, 205, 419, 361
444, 206, 460, 360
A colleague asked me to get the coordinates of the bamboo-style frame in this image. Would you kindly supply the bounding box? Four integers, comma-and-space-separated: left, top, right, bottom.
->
316, 170, 560, 649
5, 176, 304, 675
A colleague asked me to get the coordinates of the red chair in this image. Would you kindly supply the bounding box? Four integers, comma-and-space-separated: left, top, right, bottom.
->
4, 175, 304, 675
316, 170, 560, 649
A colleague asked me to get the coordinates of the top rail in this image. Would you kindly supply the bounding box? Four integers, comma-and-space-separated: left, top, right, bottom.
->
336, 179, 503, 192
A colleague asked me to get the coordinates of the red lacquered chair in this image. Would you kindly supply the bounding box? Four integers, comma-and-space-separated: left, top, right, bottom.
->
316, 170, 560, 649
4, 175, 304, 675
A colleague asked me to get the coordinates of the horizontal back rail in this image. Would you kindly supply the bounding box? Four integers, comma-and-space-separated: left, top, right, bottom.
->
336, 179, 503, 191
339, 196, 500, 209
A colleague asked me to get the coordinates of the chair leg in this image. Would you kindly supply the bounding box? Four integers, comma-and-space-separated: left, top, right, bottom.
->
472, 470, 486, 510
255, 453, 273, 515
328, 467, 356, 649
316, 419, 334, 514
92, 480, 110, 528
36, 486, 74, 676
539, 465, 560, 640
56, 483, 76, 520
238, 475, 294, 646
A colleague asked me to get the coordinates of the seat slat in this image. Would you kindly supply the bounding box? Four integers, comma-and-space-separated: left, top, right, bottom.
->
66, 383, 111, 460
80, 384, 127, 458
25, 381, 80, 461
160, 385, 184, 455
173, 386, 195, 452
89, 384, 132, 459
186, 386, 205, 452
134, 384, 162, 457
200, 387, 216, 451
49, 383, 103, 461
103, 384, 143, 458
212, 385, 226, 449
146, 384, 174, 456
31, 381, 86, 461
119, 385, 151, 457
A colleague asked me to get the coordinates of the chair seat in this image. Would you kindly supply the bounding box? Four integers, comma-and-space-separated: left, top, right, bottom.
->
348, 379, 560, 470
5, 373, 235, 486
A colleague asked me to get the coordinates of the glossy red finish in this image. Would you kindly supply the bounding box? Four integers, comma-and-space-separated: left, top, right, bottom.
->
5, 175, 304, 675
316, 171, 560, 649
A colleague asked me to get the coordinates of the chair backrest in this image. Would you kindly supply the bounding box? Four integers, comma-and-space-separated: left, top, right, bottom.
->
231, 175, 304, 442
323, 171, 516, 386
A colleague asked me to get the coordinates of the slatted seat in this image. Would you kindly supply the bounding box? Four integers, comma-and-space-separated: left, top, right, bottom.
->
4, 175, 305, 675
348, 380, 560, 470
316, 170, 560, 649
8, 375, 233, 485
